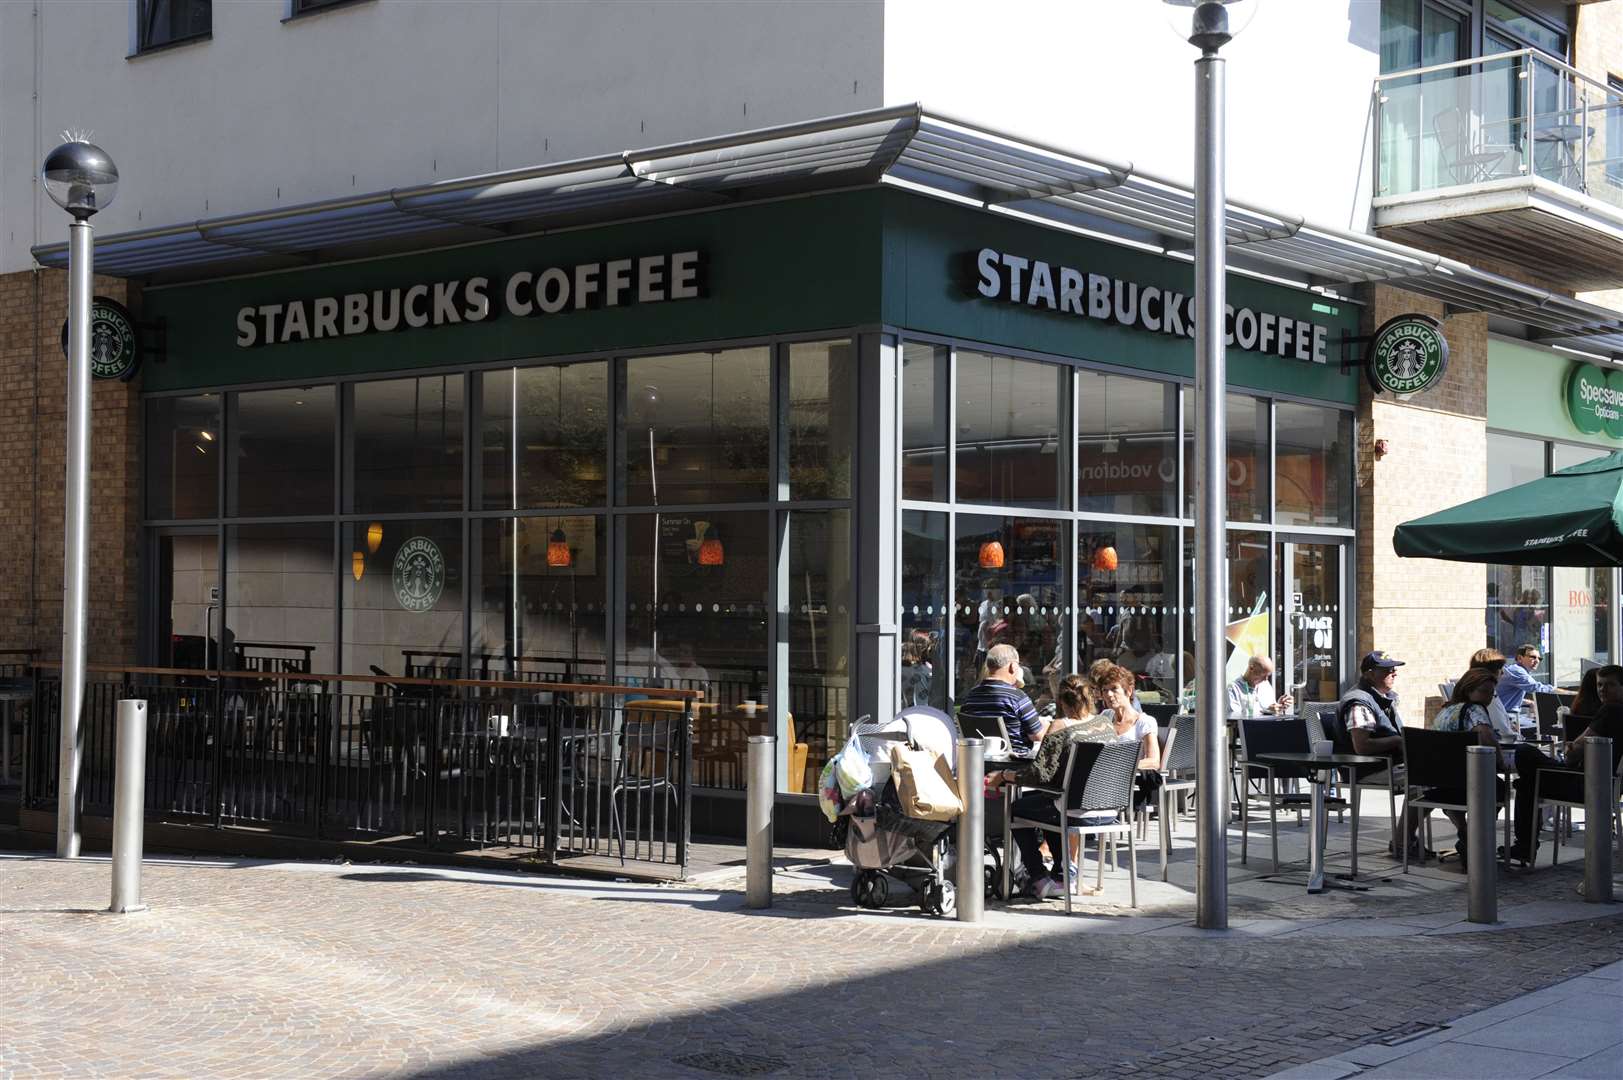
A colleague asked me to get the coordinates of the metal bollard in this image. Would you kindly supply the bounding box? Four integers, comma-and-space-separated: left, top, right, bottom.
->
955, 738, 985, 923
108, 699, 148, 914
1465, 745, 1496, 925
1584, 737, 1614, 904
745, 735, 774, 910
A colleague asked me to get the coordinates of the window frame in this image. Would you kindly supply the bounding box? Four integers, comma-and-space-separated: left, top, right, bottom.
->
132, 0, 212, 57
283, 0, 375, 23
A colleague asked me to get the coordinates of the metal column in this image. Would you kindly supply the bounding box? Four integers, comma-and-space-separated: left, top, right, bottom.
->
57, 219, 93, 860
746, 735, 774, 909
1584, 737, 1614, 904
109, 699, 149, 914
1466, 745, 1497, 924
955, 737, 985, 923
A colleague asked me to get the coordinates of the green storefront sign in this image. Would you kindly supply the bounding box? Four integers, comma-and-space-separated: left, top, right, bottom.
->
1565, 362, 1623, 439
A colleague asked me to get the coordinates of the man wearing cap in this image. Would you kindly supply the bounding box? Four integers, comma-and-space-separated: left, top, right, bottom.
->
1337, 650, 1424, 856
959, 642, 1048, 756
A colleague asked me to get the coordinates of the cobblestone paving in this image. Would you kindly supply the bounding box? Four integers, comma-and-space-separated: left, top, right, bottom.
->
2, 852, 1620, 1080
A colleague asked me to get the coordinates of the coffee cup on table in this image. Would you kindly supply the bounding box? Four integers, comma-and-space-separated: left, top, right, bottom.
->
1311, 739, 1333, 757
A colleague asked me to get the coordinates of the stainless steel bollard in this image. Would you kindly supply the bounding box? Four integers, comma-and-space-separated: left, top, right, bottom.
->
108, 699, 148, 914
1584, 737, 1614, 904
745, 735, 774, 910
1466, 745, 1496, 925
956, 738, 985, 923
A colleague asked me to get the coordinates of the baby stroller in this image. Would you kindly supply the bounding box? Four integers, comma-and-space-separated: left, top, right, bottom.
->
843, 707, 963, 917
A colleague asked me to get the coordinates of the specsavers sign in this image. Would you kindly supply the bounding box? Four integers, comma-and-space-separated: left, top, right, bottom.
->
1565, 362, 1623, 439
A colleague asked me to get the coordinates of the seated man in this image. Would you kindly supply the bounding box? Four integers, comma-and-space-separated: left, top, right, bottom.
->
958, 642, 1047, 755
1509, 663, 1623, 865
1227, 655, 1294, 718
1338, 650, 1424, 856
1496, 644, 1558, 717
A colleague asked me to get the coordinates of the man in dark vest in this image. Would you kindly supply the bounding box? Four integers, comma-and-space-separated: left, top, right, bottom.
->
1337, 651, 1424, 858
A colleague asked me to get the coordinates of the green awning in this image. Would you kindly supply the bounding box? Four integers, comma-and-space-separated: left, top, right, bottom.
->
1393, 450, 1623, 567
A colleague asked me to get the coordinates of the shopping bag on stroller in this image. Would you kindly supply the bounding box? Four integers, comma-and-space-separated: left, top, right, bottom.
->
888, 743, 963, 822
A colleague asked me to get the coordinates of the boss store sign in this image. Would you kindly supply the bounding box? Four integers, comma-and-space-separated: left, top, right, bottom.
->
234, 250, 705, 348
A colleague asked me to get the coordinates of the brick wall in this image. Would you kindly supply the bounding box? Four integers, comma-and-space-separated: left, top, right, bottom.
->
0, 267, 142, 664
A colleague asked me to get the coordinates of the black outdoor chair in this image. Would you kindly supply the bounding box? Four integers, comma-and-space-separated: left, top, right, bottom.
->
1536, 734, 1623, 867
1009, 740, 1141, 912
1400, 727, 1509, 873
1238, 716, 1342, 872
1156, 713, 1198, 881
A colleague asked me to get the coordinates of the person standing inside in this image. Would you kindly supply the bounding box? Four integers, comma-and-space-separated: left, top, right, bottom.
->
1227, 655, 1295, 718
1496, 644, 1558, 717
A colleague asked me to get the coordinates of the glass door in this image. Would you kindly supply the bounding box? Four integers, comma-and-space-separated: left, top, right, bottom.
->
152, 528, 223, 672
1276, 539, 1346, 710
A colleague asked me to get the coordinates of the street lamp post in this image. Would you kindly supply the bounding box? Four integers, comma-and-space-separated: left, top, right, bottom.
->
1165, 0, 1248, 929
41, 139, 118, 859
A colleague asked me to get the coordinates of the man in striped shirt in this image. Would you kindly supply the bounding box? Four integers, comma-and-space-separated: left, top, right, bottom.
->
959, 642, 1047, 755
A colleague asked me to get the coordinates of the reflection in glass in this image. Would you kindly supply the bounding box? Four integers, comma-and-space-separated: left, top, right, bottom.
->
1551, 443, 1608, 472
352, 375, 465, 514
228, 387, 334, 517
471, 515, 606, 683
1487, 431, 1544, 493
954, 514, 1066, 707
621, 348, 770, 506
1275, 402, 1353, 527
787, 510, 852, 794
1551, 566, 1609, 689
155, 531, 220, 668
480, 363, 607, 510
901, 343, 948, 502
1077, 371, 1177, 517
786, 341, 855, 500
226, 523, 335, 673
901, 511, 948, 710
1184, 530, 1271, 702
343, 519, 463, 680
1488, 564, 1551, 679
147, 394, 220, 519
955, 351, 1067, 509
1077, 525, 1179, 702
1182, 389, 1270, 521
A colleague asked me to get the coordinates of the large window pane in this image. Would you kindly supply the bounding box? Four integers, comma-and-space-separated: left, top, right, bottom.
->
1552, 566, 1608, 690
1488, 431, 1545, 493
351, 375, 464, 514
480, 363, 607, 510
901, 342, 948, 502
343, 519, 463, 680
1275, 402, 1353, 527
1183, 530, 1272, 703
155, 531, 219, 669
1487, 432, 1550, 673
1076, 371, 1177, 517
620, 348, 770, 506
471, 515, 606, 683
1183, 389, 1272, 522
1551, 443, 1609, 472
147, 394, 219, 520
901, 510, 948, 711
141, 0, 211, 50
228, 387, 334, 517
1078, 524, 1180, 703
226, 524, 334, 674
785, 341, 855, 500
955, 351, 1067, 509
787, 510, 851, 794
953, 515, 1066, 706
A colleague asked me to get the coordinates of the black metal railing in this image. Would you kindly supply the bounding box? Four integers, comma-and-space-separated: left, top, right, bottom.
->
19, 665, 697, 874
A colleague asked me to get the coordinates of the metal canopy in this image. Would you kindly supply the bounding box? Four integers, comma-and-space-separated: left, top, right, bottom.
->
30, 103, 1623, 356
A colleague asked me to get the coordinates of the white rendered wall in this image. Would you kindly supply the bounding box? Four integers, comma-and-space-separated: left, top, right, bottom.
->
0, 0, 883, 273
883, 0, 1383, 236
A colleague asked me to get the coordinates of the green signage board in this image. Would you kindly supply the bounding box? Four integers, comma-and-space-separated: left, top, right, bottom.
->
1565, 362, 1623, 439
1366, 313, 1448, 397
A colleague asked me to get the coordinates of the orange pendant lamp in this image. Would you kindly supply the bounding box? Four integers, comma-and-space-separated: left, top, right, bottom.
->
366, 521, 383, 554
698, 525, 725, 566
978, 540, 1005, 569
1092, 545, 1119, 572
351, 550, 366, 582
546, 527, 572, 568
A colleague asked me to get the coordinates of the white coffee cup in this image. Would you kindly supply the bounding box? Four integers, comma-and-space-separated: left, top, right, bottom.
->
1311, 739, 1333, 757
740, 700, 758, 717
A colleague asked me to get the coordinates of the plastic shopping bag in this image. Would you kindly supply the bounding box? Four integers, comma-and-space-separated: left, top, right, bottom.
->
833, 734, 873, 799
817, 758, 844, 823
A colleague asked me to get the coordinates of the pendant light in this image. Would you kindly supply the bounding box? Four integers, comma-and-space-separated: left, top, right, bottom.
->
978, 540, 1005, 569
1093, 545, 1119, 572
351, 550, 366, 582
366, 522, 383, 554
546, 527, 572, 568
698, 525, 725, 566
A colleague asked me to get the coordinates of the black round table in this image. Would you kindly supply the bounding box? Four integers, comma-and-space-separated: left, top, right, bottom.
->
1254, 751, 1383, 894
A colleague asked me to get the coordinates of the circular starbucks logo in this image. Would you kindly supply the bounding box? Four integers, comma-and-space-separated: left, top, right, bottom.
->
1367, 314, 1448, 397
392, 536, 445, 613
60, 297, 140, 380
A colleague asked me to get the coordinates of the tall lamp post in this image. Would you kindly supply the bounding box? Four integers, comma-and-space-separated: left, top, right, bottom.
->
1164, 0, 1249, 929
41, 139, 118, 859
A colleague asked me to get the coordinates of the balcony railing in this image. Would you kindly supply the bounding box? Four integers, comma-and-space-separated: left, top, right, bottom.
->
1375, 48, 1623, 212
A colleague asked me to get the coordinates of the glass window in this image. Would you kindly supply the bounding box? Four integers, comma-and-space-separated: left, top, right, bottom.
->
1551, 442, 1609, 472
1552, 566, 1608, 689
953, 515, 1066, 706
470, 515, 606, 683
147, 394, 220, 520
901, 342, 948, 502
1182, 389, 1270, 522
343, 518, 463, 680
351, 375, 464, 514
1184, 530, 1272, 703
1078, 524, 1180, 703
1076, 371, 1177, 517
480, 363, 607, 510
1488, 564, 1550, 674
955, 351, 1067, 509
785, 340, 855, 501
620, 348, 770, 506
1488, 432, 1545, 492
227, 387, 334, 517
901, 511, 949, 711
155, 531, 219, 669
1485, 1, 1567, 59
1275, 402, 1354, 528
140, 0, 211, 51
786, 510, 851, 794
226, 524, 335, 674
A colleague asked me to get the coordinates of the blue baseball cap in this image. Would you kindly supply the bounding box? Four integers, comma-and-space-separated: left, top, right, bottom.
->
1360, 650, 1405, 672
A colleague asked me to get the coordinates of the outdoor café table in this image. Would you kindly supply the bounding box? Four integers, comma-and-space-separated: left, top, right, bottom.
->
1254, 751, 1383, 894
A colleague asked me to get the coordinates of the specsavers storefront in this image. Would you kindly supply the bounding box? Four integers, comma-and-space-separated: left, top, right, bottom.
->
134, 184, 1359, 834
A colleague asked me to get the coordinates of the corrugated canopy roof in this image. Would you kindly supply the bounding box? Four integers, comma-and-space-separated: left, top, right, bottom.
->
30, 103, 1623, 358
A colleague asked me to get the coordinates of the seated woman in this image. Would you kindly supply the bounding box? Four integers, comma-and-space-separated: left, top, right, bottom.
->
1092, 662, 1161, 811
1428, 668, 1505, 870
1002, 683, 1114, 899
1466, 648, 1517, 741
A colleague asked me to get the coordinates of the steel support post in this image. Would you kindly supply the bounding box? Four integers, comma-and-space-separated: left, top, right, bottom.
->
1584, 737, 1614, 904
746, 735, 774, 909
56, 218, 92, 860
956, 737, 985, 923
109, 699, 148, 914
1466, 745, 1497, 924
1193, 48, 1230, 930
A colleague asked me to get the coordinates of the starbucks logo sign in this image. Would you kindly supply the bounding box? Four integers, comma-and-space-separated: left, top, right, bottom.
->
59, 296, 140, 381
1367, 314, 1448, 397
392, 536, 445, 613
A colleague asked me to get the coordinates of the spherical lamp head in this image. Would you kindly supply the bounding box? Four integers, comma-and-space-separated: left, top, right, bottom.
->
42, 140, 118, 220
1161, 0, 1256, 54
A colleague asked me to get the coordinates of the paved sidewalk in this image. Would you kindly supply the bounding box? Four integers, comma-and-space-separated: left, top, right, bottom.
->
1266, 960, 1623, 1080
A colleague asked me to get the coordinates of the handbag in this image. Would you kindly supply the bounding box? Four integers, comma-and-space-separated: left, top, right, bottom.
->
888, 744, 963, 822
